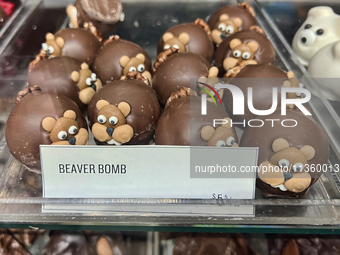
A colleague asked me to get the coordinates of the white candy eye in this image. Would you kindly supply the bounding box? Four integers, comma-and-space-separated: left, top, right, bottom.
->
57, 131, 67, 140
172, 44, 180, 50
42, 43, 48, 51
278, 159, 290, 169
233, 50, 241, 58
109, 116, 118, 125
218, 23, 226, 32
226, 25, 234, 34
68, 125, 78, 135
216, 140, 226, 147
129, 66, 136, 72
242, 51, 251, 60
137, 64, 145, 72
91, 73, 97, 81
293, 162, 305, 172
97, 115, 106, 124
226, 137, 235, 147
48, 46, 55, 53
86, 77, 92, 86
164, 44, 170, 50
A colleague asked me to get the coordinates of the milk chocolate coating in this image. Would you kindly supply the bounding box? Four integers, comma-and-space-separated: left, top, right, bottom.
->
223, 64, 288, 124
27, 56, 85, 111
207, 5, 256, 33
42, 231, 92, 255
173, 233, 255, 255
55, 28, 102, 66
240, 109, 329, 198
6, 91, 87, 171
152, 52, 211, 106
0, 6, 8, 29
93, 39, 151, 84
155, 96, 237, 146
214, 30, 276, 76
87, 79, 160, 145
75, 0, 123, 37
0, 230, 30, 255
157, 23, 214, 62
268, 235, 340, 255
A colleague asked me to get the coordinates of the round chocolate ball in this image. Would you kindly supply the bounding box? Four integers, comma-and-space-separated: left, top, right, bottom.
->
208, 5, 257, 45
93, 38, 151, 84
6, 88, 87, 171
152, 52, 211, 106
55, 28, 102, 66
240, 109, 329, 198
214, 30, 276, 76
155, 95, 238, 146
0, 6, 8, 29
73, 0, 123, 37
157, 23, 214, 62
27, 56, 85, 111
223, 64, 288, 124
87, 79, 160, 145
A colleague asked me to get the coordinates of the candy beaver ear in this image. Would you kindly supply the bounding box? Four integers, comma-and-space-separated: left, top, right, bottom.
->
136, 53, 145, 62
71, 71, 80, 82
42, 117, 56, 132
117, 102, 131, 117
119, 56, 130, 67
178, 32, 190, 45
229, 38, 242, 49
208, 67, 219, 78
201, 125, 215, 141
272, 138, 290, 152
63, 110, 76, 120
219, 14, 229, 21
246, 40, 258, 52
96, 100, 110, 111
232, 17, 243, 27
300, 145, 316, 161
162, 32, 174, 42
56, 37, 65, 48
222, 118, 232, 129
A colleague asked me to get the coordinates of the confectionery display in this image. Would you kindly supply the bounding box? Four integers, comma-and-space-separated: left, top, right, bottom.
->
207, 2, 257, 45
214, 29, 276, 76
292, 6, 340, 66
66, 0, 124, 38
93, 36, 151, 84
87, 76, 160, 145
222, 64, 297, 124
152, 48, 212, 106
156, 18, 214, 61
5, 86, 88, 171
240, 109, 330, 198
155, 88, 238, 147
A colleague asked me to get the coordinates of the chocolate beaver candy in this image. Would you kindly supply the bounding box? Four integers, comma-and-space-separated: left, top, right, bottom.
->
6, 86, 88, 172
214, 29, 276, 76
67, 0, 124, 38
50, 28, 102, 66
157, 19, 214, 62
240, 109, 329, 198
173, 233, 255, 255
87, 78, 160, 145
93, 36, 151, 84
155, 89, 238, 147
223, 64, 292, 124
152, 51, 211, 106
208, 2, 257, 45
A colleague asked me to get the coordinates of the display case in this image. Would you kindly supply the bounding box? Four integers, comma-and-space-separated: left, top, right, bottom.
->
0, 0, 340, 245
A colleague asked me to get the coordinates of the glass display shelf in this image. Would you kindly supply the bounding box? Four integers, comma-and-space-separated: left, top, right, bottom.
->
0, 0, 340, 234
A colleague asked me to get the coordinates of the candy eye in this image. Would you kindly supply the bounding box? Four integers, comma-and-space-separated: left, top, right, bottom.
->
278, 159, 290, 169
97, 115, 106, 124
218, 23, 226, 32
164, 44, 170, 50
137, 64, 145, 72
293, 162, 305, 172
68, 125, 78, 135
86, 77, 92, 86
129, 66, 136, 72
172, 44, 180, 50
57, 131, 67, 140
242, 51, 251, 60
91, 73, 97, 81
226, 25, 234, 34
216, 140, 226, 147
42, 43, 48, 51
316, 29, 324, 35
233, 50, 241, 58
48, 46, 55, 53
304, 24, 312, 29
109, 116, 118, 125
226, 137, 235, 147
